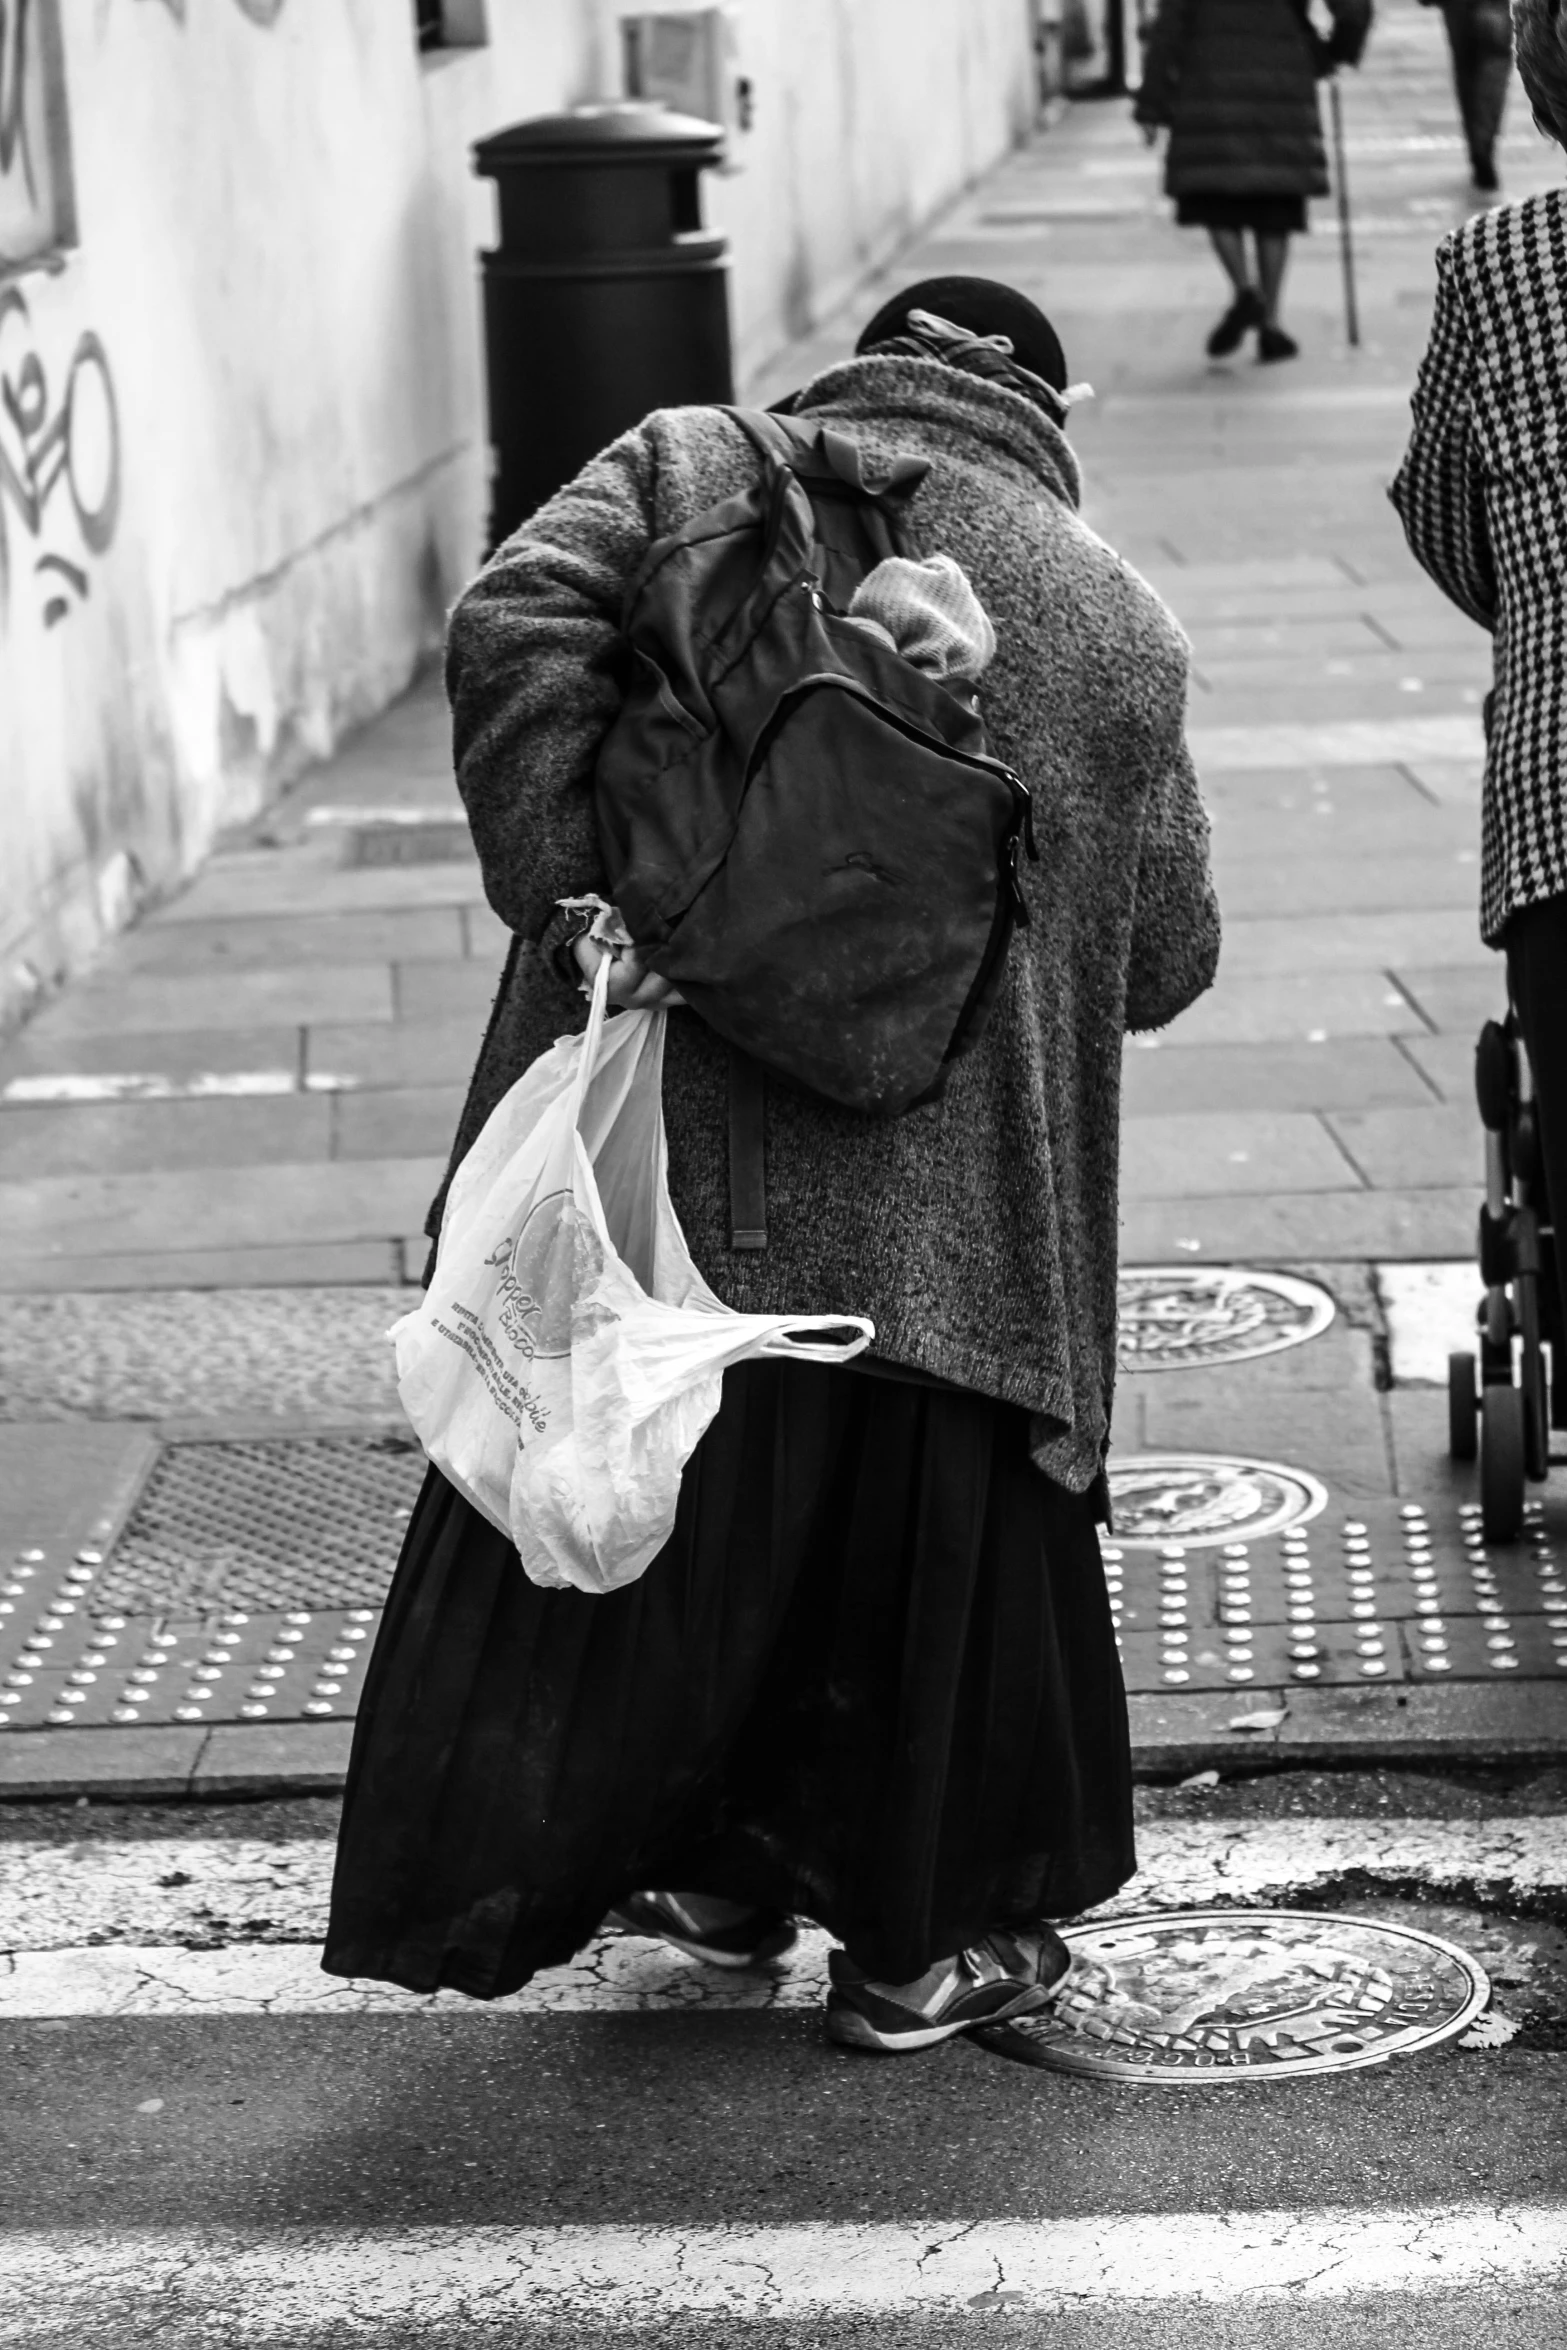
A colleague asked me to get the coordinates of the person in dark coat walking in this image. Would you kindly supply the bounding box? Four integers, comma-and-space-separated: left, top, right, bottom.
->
322, 277, 1220, 2056
1135, 0, 1372, 361
1425, 0, 1513, 191
1390, 2, 1567, 1368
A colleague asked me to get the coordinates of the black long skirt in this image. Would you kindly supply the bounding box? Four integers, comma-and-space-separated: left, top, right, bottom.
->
323, 1360, 1134, 1997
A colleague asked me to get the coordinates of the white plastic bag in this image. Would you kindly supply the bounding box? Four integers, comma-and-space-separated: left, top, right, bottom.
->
391, 957, 873, 1593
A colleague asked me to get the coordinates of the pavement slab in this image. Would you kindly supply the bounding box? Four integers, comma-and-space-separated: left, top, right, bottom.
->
0, 1024, 308, 1088
1399, 1030, 1478, 1099
302, 1015, 502, 1091
1120, 1038, 1438, 1117
160, 853, 490, 925
24, 963, 397, 1039
110, 908, 471, 976
1146, 970, 1430, 1047
0, 1158, 446, 1267
1390, 964, 1509, 1032
0, 1242, 407, 1293
0, 1096, 335, 1182
1121, 1188, 1479, 1263
1324, 1104, 1483, 1190
1120, 1111, 1361, 1200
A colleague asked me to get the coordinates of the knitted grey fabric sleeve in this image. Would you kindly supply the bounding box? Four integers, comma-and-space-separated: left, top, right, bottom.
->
1388, 237, 1497, 632
445, 427, 658, 942
1124, 739, 1221, 1034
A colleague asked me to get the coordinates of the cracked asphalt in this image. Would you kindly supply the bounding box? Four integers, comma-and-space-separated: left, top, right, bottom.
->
3, 1768, 1564, 2344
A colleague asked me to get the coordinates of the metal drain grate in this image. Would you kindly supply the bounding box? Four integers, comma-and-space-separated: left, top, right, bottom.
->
0, 1435, 431, 1733
95, 1436, 429, 1616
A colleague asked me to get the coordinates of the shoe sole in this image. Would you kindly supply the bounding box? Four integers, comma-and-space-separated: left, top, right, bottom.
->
607, 1909, 799, 1970
825, 1978, 1055, 2055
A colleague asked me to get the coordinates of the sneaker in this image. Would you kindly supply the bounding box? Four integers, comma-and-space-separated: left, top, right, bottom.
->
1206, 287, 1264, 357
825, 1928, 1071, 2054
1258, 325, 1300, 364
608, 1890, 799, 1969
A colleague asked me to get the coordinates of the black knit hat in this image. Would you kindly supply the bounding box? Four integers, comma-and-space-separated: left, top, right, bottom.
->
855, 276, 1067, 395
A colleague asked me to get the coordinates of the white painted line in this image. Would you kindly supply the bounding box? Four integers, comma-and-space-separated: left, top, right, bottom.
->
1188, 713, 1485, 772
7, 1819, 1564, 1952
1379, 1261, 1481, 1386
1, 1820, 1561, 2018
0, 1072, 303, 1104
0, 1935, 830, 2016
0, 2208, 1562, 2332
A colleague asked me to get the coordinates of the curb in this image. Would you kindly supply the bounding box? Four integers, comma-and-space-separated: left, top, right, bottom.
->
0, 1720, 353, 1803
2, 1683, 1564, 1803
1129, 1681, 1567, 1774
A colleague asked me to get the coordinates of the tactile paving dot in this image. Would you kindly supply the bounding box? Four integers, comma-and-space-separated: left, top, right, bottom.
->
1102, 1491, 1566, 1692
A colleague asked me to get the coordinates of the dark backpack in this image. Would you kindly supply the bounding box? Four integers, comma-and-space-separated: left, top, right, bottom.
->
594, 408, 1036, 1245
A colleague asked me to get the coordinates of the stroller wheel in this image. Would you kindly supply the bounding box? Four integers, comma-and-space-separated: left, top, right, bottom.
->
1448, 1351, 1478, 1461
1481, 1384, 1526, 1542
1520, 1276, 1551, 1482
1476, 1020, 1513, 1132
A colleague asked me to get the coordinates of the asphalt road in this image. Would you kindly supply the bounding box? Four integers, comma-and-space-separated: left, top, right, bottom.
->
6, 2011, 1564, 2347
4, 1768, 1564, 2346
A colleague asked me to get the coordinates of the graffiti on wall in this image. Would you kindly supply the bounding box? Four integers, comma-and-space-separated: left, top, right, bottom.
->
0, 0, 76, 272
0, 287, 120, 628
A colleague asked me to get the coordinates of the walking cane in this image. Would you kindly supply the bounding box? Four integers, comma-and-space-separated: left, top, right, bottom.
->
1329, 75, 1361, 348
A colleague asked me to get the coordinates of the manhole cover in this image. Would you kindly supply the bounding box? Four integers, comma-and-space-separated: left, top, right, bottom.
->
984, 1910, 1489, 2081
1118, 1268, 1335, 1373
1108, 1454, 1328, 1547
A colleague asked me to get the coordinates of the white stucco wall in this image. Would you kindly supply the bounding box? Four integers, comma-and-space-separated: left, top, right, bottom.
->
0, 0, 1034, 1033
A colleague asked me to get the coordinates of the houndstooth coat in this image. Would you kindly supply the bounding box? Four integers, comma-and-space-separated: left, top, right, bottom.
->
1390, 188, 1567, 945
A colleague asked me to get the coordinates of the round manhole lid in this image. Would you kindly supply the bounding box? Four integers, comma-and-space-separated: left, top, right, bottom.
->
1107, 1454, 1328, 1547
985, 1910, 1489, 2081
1118, 1268, 1335, 1373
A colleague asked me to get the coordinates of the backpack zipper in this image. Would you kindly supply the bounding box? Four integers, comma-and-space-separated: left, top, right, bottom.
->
748, 664, 1036, 847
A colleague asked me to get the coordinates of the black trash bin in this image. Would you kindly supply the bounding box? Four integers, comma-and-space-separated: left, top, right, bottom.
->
475, 103, 734, 550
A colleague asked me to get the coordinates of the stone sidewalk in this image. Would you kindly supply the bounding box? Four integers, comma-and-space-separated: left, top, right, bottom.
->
3, 0, 1565, 1792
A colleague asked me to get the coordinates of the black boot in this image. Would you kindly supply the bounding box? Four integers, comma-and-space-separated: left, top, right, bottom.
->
1258, 324, 1300, 364
1206, 286, 1264, 357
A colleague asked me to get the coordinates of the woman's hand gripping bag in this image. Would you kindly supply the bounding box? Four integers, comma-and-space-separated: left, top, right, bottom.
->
391, 958, 874, 1593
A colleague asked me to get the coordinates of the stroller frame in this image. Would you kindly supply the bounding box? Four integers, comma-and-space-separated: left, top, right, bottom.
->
1447, 1010, 1567, 1539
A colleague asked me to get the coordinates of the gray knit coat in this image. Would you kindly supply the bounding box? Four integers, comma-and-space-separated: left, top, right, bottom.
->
438, 356, 1220, 1493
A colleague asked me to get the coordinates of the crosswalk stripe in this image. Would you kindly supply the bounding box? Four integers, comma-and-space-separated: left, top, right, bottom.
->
4, 1817, 1557, 1950
0, 1934, 833, 2014
0, 2208, 1562, 2330
2, 1817, 1558, 2017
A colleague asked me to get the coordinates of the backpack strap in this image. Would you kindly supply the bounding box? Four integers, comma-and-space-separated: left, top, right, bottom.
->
722, 407, 930, 602
728, 1046, 768, 1251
